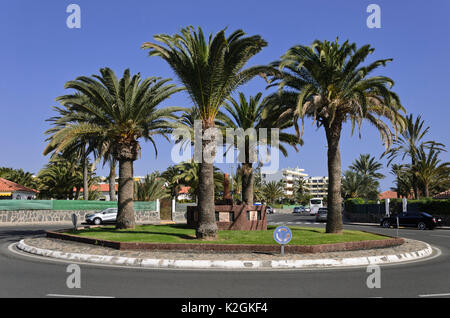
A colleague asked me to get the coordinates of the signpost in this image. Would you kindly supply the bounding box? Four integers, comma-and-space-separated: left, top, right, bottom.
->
273, 226, 292, 256
402, 198, 407, 213
71, 213, 78, 231
385, 198, 390, 217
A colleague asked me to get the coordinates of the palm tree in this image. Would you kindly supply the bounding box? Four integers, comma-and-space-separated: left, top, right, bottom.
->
143, 26, 267, 239
412, 145, 450, 198
53, 68, 183, 229
384, 114, 446, 199
37, 154, 95, 199
134, 173, 170, 201
161, 165, 183, 200
265, 39, 406, 233
261, 181, 285, 205
44, 107, 99, 200
390, 164, 413, 198
341, 170, 379, 200
221, 92, 302, 205
173, 161, 224, 202
350, 154, 385, 180
0, 168, 38, 189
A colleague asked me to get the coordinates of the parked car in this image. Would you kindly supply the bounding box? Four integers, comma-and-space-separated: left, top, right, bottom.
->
380, 212, 443, 230
315, 208, 328, 222
85, 208, 118, 225
266, 206, 275, 214
293, 206, 305, 214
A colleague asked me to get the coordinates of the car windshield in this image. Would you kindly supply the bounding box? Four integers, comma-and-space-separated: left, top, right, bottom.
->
420, 212, 433, 218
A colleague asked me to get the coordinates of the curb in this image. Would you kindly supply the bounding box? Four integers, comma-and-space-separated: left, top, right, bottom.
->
344, 222, 450, 230
16, 239, 434, 270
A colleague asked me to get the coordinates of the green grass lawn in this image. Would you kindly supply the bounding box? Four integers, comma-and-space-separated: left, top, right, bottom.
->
66, 225, 388, 245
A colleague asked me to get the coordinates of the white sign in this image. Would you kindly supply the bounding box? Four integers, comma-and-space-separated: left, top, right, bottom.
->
402, 198, 407, 213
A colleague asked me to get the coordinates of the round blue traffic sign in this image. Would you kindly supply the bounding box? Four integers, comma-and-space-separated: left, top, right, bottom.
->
273, 226, 292, 245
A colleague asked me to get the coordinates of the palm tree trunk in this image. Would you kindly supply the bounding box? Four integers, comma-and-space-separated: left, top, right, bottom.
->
196, 121, 218, 239
109, 159, 117, 201
242, 162, 254, 206
325, 120, 343, 234
116, 158, 136, 229
82, 147, 89, 201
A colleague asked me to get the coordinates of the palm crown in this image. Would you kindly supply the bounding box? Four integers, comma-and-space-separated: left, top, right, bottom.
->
267, 39, 406, 147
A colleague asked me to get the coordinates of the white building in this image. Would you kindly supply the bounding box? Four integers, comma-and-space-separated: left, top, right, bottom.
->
304, 176, 328, 198
261, 168, 328, 199
261, 167, 308, 197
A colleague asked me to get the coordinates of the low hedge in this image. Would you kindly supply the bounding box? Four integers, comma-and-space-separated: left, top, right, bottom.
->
345, 198, 450, 215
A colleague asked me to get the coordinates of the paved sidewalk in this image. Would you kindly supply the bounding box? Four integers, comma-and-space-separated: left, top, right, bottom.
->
17, 237, 434, 270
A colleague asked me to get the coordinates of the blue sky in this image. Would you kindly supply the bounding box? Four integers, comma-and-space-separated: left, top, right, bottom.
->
0, 0, 449, 192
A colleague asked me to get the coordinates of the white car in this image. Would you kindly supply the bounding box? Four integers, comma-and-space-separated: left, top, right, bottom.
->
85, 208, 118, 225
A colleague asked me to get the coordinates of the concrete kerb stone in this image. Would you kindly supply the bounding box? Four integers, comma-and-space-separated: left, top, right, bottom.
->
16, 239, 434, 270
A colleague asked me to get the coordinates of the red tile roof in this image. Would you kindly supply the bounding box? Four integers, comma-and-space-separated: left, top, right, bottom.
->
0, 178, 39, 193
77, 184, 118, 193
378, 191, 398, 200
434, 190, 450, 199
178, 186, 191, 194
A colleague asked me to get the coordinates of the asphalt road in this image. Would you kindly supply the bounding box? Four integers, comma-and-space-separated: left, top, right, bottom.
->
1, 214, 450, 298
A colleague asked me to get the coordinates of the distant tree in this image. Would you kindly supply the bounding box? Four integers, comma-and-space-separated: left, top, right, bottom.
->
0, 167, 38, 189
384, 114, 445, 199
350, 154, 385, 180
134, 173, 170, 201
341, 170, 379, 200
261, 181, 285, 205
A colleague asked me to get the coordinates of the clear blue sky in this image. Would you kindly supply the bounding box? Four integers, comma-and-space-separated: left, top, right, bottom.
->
0, 0, 449, 192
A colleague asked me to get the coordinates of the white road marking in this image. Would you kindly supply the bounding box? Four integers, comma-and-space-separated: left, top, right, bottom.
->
418, 293, 450, 298
47, 294, 115, 298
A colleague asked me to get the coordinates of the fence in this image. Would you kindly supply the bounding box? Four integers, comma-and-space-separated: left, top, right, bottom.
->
0, 200, 157, 212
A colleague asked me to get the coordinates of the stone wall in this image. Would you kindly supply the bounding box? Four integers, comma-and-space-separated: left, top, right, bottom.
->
0, 210, 160, 225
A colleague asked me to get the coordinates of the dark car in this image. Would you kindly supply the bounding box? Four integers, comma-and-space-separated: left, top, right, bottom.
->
293, 206, 305, 214
380, 212, 442, 230
315, 208, 328, 222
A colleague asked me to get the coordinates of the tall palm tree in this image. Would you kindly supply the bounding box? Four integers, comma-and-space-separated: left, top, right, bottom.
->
143, 26, 267, 239
52, 68, 183, 229
384, 114, 446, 199
350, 154, 385, 180
221, 92, 302, 205
265, 39, 406, 233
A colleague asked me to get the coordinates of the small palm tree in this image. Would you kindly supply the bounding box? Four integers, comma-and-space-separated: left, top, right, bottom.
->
261, 181, 285, 205
350, 154, 385, 180
173, 161, 224, 202
412, 145, 450, 198
265, 39, 406, 233
341, 170, 379, 200
53, 68, 183, 229
390, 164, 413, 198
143, 26, 267, 239
134, 173, 170, 201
